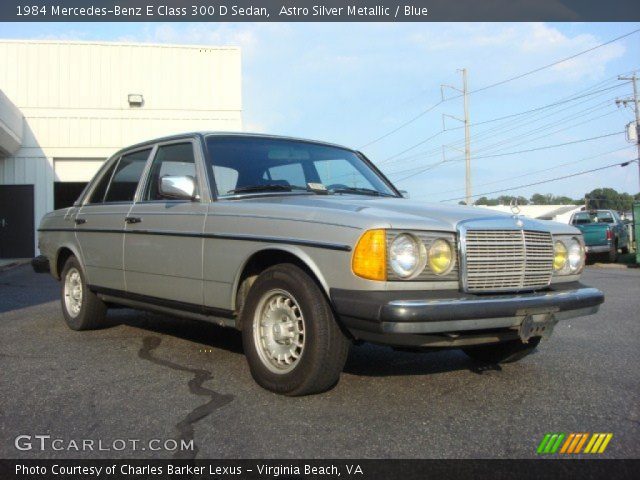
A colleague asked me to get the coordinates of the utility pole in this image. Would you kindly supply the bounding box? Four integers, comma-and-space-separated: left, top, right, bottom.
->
462, 69, 472, 206
617, 73, 640, 191
442, 69, 472, 205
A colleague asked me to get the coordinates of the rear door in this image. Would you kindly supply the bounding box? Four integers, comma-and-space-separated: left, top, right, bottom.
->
123, 139, 208, 305
75, 148, 152, 291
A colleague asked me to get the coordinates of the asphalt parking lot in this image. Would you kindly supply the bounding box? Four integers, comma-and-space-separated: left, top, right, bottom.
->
1, 264, 639, 459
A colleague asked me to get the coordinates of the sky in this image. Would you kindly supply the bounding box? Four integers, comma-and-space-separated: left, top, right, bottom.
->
1, 21, 639, 202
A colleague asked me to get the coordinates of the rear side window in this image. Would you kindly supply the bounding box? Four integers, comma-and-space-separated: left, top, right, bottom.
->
143, 143, 197, 201
104, 149, 151, 203
88, 161, 117, 204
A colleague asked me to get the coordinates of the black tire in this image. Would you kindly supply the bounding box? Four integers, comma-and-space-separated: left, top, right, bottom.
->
462, 337, 541, 364
60, 256, 107, 330
607, 241, 618, 263
241, 263, 350, 396
621, 243, 629, 255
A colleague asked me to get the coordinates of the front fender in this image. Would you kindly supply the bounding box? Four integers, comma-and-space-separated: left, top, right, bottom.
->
230, 244, 330, 311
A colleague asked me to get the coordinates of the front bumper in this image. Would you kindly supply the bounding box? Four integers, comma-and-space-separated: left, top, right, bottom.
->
31, 255, 50, 274
331, 282, 604, 345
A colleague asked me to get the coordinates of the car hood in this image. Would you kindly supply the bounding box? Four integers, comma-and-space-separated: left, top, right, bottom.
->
225, 194, 578, 234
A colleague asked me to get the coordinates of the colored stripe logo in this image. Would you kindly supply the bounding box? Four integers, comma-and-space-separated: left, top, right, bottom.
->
537, 433, 613, 454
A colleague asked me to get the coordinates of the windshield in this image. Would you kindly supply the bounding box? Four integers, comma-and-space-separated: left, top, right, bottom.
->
572, 211, 615, 225
206, 136, 397, 198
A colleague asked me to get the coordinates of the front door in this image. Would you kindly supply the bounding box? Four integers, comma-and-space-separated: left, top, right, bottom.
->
76, 148, 151, 291
0, 185, 34, 258
124, 140, 206, 306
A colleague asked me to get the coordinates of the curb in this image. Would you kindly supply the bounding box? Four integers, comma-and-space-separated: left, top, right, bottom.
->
0, 259, 31, 272
591, 262, 639, 269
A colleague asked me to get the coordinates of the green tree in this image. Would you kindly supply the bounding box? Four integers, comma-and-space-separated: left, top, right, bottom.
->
530, 193, 552, 205
585, 188, 635, 211
474, 196, 498, 206
529, 193, 577, 205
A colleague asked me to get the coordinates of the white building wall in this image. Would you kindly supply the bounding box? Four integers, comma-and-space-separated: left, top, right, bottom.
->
0, 40, 242, 254
0, 89, 23, 154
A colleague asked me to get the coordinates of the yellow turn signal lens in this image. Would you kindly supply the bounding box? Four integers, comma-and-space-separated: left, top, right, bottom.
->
553, 240, 568, 271
352, 229, 387, 281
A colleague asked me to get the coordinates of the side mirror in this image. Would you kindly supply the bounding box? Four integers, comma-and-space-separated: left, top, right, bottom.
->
159, 175, 197, 200
399, 190, 410, 199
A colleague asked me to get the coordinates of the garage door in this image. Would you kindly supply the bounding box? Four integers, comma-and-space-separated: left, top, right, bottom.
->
54, 158, 105, 182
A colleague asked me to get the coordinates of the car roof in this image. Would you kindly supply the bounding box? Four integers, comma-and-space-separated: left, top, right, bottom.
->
112, 131, 356, 157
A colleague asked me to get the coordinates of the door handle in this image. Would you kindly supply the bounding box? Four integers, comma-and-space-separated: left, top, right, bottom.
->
0, 218, 6, 228
74, 218, 86, 225
125, 217, 142, 224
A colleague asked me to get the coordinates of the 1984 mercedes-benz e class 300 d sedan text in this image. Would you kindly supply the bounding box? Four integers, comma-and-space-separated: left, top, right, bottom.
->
34, 133, 604, 395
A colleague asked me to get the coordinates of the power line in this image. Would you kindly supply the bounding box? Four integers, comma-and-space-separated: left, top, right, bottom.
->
358, 29, 640, 149
382, 96, 617, 168
378, 77, 631, 168
470, 131, 622, 160
378, 130, 444, 163
469, 28, 640, 95
358, 100, 444, 149
447, 83, 625, 131
425, 145, 636, 197
439, 159, 638, 203
387, 107, 620, 179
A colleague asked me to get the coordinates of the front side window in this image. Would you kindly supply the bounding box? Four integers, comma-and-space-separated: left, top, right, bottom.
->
207, 136, 397, 197
103, 149, 151, 203
143, 143, 197, 201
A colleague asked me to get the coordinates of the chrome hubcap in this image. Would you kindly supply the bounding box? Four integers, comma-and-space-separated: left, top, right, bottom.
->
253, 289, 305, 374
64, 268, 83, 317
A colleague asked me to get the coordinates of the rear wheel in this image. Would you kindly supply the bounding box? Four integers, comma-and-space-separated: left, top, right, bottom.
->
607, 241, 618, 263
241, 264, 350, 396
60, 256, 107, 330
462, 337, 541, 364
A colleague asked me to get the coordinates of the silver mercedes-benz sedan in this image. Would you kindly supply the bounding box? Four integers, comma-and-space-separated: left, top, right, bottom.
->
34, 132, 604, 395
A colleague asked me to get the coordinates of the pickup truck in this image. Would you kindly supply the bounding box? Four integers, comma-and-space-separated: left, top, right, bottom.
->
570, 210, 630, 262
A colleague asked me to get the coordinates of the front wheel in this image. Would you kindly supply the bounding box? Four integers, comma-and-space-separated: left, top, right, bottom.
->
241, 264, 350, 396
462, 337, 541, 364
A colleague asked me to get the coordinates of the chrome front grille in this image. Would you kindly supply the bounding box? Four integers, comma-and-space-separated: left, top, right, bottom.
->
463, 229, 554, 292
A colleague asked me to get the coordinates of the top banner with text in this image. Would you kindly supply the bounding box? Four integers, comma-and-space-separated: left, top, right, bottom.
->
1, 0, 639, 22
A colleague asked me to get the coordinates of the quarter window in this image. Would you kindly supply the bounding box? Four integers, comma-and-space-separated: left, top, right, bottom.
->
144, 143, 197, 201
88, 160, 117, 204
103, 149, 151, 203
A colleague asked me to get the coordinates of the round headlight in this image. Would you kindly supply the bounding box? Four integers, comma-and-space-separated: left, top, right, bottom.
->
553, 240, 568, 271
428, 238, 454, 275
389, 234, 426, 278
567, 237, 584, 273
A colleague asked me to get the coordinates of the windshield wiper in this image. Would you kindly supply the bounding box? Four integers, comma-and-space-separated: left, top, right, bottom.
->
228, 184, 309, 194
331, 187, 395, 197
